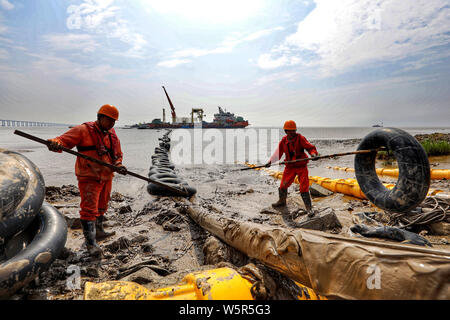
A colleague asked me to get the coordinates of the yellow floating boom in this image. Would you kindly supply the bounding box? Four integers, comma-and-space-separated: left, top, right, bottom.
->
326, 166, 450, 180
84, 267, 324, 300
244, 163, 446, 200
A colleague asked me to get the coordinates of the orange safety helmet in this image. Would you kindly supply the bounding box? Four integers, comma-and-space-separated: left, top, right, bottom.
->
98, 104, 119, 121
283, 120, 297, 131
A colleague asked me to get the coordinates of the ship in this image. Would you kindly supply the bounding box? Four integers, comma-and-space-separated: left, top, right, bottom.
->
136, 86, 249, 129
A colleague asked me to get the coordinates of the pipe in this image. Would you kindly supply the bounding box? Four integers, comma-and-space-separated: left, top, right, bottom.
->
0, 149, 45, 245
327, 166, 450, 180
0, 202, 68, 299
245, 163, 447, 200
84, 267, 324, 300
181, 205, 450, 300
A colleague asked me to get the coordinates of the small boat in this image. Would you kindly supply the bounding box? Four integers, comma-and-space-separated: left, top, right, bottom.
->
372, 121, 383, 127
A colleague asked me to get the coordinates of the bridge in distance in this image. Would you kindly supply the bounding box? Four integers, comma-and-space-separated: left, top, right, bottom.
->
0, 119, 69, 127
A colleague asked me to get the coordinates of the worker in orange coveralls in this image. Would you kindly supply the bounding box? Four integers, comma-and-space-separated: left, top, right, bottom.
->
47, 105, 126, 256
265, 120, 319, 218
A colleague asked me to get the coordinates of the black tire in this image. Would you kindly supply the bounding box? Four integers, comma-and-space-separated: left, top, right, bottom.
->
149, 172, 179, 180
151, 154, 169, 160
152, 158, 170, 164
152, 156, 170, 161
152, 162, 175, 170
354, 128, 430, 212
147, 132, 195, 197
0, 202, 68, 299
0, 150, 45, 245
147, 182, 196, 197
148, 167, 175, 177
159, 142, 170, 150
154, 147, 167, 154
149, 165, 174, 171
157, 177, 186, 185
158, 137, 170, 143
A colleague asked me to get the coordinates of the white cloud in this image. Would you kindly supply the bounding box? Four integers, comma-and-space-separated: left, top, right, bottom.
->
141, 0, 266, 24
258, 0, 450, 76
0, 35, 11, 42
157, 59, 192, 68
43, 33, 100, 53
66, 0, 147, 57
238, 27, 284, 43
0, 0, 14, 10
171, 47, 232, 59
255, 70, 300, 86
0, 47, 8, 59
160, 26, 284, 67
0, 15, 8, 34
27, 53, 129, 82
257, 52, 301, 70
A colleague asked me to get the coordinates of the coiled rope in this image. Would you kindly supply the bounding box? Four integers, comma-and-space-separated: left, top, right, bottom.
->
388, 196, 449, 228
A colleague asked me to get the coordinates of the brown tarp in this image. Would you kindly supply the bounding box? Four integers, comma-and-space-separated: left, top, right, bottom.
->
183, 205, 450, 300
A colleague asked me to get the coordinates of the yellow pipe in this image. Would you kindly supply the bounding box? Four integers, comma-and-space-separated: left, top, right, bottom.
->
326, 166, 450, 180
245, 163, 445, 200
84, 267, 325, 300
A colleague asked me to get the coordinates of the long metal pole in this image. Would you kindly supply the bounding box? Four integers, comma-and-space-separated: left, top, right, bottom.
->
239, 148, 384, 171
14, 130, 190, 197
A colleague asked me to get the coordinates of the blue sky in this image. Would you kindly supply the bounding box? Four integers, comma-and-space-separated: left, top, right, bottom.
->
0, 0, 449, 127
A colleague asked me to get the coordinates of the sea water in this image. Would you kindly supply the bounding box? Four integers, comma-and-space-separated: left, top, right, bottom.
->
1, 126, 449, 195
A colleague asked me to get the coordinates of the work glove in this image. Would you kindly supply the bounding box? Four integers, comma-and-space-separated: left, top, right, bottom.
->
47, 139, 63, 152
264, 161, 271, 168
310, 154, 319, 161
115, 164, 127, 175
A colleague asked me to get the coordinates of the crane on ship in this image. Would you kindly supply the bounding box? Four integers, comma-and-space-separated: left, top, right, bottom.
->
162, 86, 177, 124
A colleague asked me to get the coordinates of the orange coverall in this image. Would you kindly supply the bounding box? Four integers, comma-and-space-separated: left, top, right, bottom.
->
269, 133, 318, 193
51, 122, 123, 221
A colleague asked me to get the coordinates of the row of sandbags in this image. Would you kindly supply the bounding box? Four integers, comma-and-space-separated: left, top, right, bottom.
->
146, 130, 197, 197
0, 149, 67, 299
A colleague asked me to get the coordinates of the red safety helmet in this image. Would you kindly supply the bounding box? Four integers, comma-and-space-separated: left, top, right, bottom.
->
98, 104, 119, 121
283, 120, 297, 131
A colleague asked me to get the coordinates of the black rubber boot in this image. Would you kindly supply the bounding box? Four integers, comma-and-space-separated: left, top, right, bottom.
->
301, 192, 314, 218
81, 220, 103, 257
95, 216, 116, 240
272, 188, 288, 208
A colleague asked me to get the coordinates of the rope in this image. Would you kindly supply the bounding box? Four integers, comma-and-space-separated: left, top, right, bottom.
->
388, 196, 449, 228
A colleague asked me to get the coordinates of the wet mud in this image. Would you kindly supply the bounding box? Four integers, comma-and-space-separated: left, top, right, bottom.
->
8, 136, 450, 300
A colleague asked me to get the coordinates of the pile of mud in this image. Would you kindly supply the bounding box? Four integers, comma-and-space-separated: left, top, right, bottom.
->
12, 183, 310, 300
9, 163, 450, 300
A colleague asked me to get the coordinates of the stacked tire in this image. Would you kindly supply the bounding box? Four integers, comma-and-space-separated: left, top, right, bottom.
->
147, 130, 197, 197
0, 149, 67, 299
